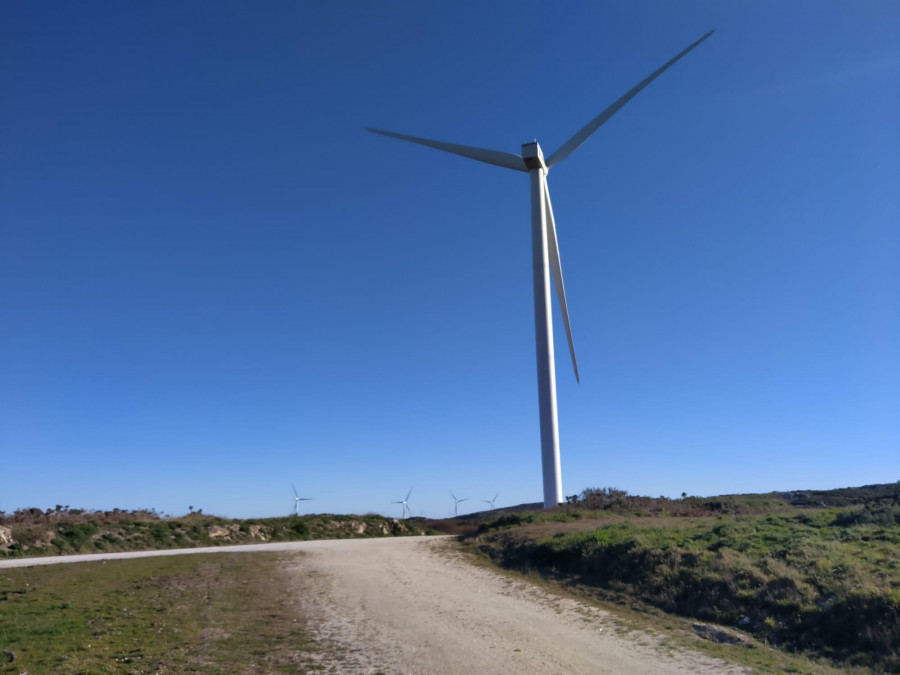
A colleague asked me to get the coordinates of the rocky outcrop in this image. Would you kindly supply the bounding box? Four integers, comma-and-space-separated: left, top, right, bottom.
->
692, 623, 750, 646
207, 524, 241, 540
208, 523, 271, 541
347, 520, 367, 534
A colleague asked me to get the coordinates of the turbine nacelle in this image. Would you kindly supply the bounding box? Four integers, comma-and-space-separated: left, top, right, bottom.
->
522, 142, 547, 172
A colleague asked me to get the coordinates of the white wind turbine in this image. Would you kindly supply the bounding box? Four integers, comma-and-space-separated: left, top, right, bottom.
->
449, 491, 470, 518
482, 493, 500, 511
291, 483, 313, 516
369, 31, 714, 509
393, 486, 413, 519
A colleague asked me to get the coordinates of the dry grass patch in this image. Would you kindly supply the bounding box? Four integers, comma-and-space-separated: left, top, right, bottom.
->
0, 552, 316, 673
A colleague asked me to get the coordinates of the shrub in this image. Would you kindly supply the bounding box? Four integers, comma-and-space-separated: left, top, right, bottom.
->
832, 501, 899, 527
56, 523, 99, 550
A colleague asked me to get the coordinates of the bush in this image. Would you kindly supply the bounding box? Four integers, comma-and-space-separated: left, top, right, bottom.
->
579, 487, 630, 510
832, 500, 899, 527
56, 523, 99, 550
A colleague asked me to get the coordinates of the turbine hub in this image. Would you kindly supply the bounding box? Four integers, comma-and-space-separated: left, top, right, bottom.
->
521, 141, 546, 171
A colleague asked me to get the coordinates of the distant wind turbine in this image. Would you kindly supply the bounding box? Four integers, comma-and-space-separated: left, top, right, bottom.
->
292, 483, 313, 516
482, 493, 500, 510
450, 491, 470, 518
369, 31, 714, 509
393, 487, 413, 519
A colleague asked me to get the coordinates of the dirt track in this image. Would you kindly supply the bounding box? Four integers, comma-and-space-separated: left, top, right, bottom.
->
0, 536, 746, 673
284, 536, 746, 674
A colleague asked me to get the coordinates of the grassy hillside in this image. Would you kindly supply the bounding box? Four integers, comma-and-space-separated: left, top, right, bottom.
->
0, 508, 432, 559
463, 483, 900, 672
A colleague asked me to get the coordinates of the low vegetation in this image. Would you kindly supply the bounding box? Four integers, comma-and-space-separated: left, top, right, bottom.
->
3, 484, 896, 671
0, 508, 432, 559
0, 552, 314, 673
466, 483, 900, 672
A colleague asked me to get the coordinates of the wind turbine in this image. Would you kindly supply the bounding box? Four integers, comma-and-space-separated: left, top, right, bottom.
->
449, 491, 470, 518
482, 493, 500, 510
392, 486, 413, 519
369, 31, 714, 509
291, 483, 312, 516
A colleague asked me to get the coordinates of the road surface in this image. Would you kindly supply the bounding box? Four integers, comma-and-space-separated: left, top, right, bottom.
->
1, 537, 746, 674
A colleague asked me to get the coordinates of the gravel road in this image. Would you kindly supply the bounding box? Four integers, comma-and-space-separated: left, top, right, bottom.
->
284, 536, 746, 674
0, 539, 343, 568
0, 536, 747, 674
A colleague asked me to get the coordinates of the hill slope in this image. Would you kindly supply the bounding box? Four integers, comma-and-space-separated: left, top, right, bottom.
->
460, 483, 899, 672
0, 511, 432, 559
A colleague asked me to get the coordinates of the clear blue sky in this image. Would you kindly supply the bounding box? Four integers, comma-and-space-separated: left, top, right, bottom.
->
2, 2, 897, 519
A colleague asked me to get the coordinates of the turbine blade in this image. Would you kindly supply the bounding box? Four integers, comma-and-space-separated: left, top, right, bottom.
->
367, 128, 528, 172
450, 491, 457, 501
406, 486, 413, 501
546, 30, 715, 167
543, 175, 580, 382
292, 483, 299, 498
460, 498, 470, 502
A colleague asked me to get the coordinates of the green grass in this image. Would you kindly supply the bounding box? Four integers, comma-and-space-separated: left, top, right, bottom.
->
0, 552, 313, 673
470, 504, 900, 671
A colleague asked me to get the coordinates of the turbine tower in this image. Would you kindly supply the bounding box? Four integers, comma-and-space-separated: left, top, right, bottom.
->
292, 483, 312, 516
450, 491, 470, 518
370, 31, 714, 509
